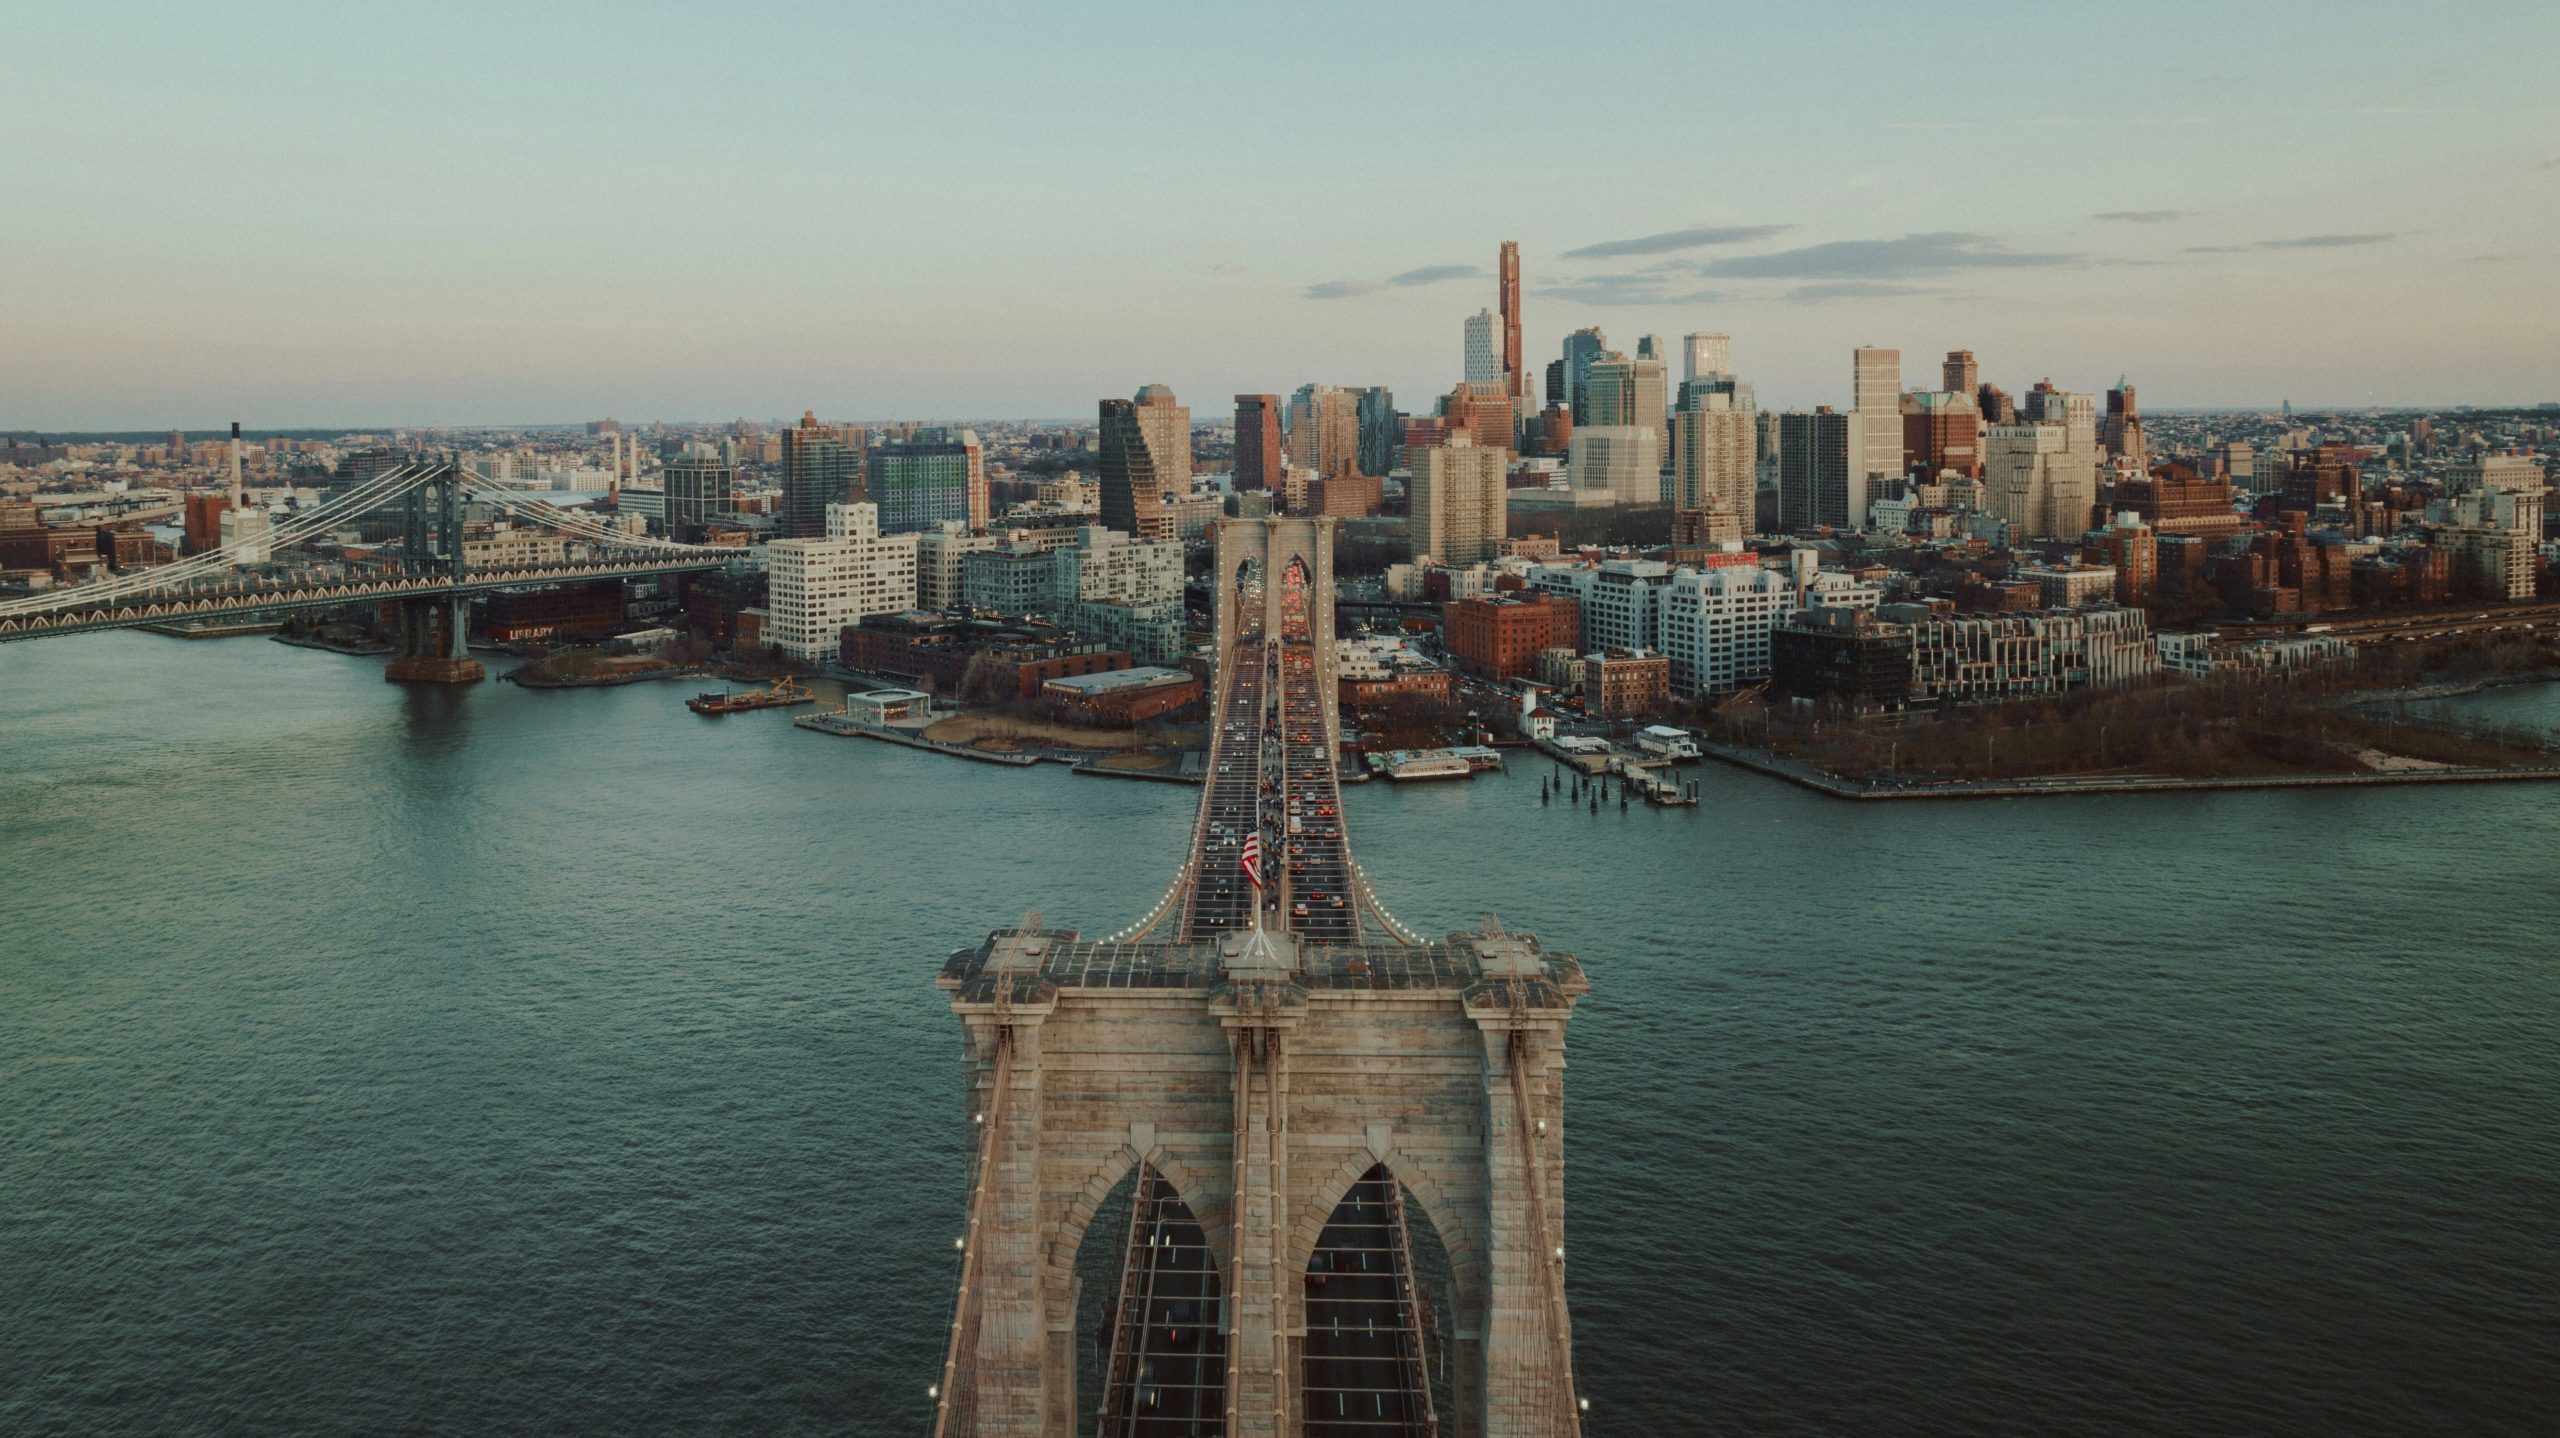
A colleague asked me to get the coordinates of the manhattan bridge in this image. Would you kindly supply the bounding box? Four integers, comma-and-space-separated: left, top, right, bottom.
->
0, 455, 745, 679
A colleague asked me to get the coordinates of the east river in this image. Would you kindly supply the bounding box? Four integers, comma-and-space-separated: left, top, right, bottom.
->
4, 633, 2556, 1436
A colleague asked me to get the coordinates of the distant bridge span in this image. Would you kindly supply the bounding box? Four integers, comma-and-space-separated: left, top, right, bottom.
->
0, 456, 744, 679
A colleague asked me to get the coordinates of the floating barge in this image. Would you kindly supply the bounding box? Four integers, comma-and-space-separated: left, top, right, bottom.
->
1366, 746, 1505, 782
687, 677, 813, 715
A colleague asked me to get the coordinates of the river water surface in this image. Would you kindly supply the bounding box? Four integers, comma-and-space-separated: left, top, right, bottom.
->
3, 633, 2556, 1435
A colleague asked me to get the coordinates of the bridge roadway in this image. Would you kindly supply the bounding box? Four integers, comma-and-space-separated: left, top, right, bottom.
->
1180, 626, 1362, 945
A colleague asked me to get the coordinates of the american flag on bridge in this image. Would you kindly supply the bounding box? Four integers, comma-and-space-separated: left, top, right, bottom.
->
1240, 832, 1264, 892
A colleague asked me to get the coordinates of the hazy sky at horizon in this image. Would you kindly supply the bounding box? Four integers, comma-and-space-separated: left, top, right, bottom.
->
6, 0, 2557, 429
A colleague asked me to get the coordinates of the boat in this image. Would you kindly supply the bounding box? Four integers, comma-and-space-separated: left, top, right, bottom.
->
1385, 752, 1473, 782
687, 677, 814, 715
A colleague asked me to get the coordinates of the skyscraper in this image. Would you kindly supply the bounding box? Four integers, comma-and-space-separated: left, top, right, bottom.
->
1671, 399, 1755, 516
1852, 346, 1902, 519
1498, 240, 1524, 404
1682, 333, 1732, 384
1942, 350, 1978, 395
780, 410, 865, 539
1464, 310, 1502, 385
1560, 328, 1609, 423
1778, 409, 1853, 531
870, 427, 987, 534
1286, 384, 1361, 480
1407, 431, 1507, 566
1356, 387, 1397, 480
1584, 354, 1668, 488
1099, 385, 1190, 543
2102, 379, 2149, 467
1234, 395, 1283, 493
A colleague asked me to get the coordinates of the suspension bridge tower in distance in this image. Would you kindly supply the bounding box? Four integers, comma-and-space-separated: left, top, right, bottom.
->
383, 457, 485, 684
933, 515, 1589, 1437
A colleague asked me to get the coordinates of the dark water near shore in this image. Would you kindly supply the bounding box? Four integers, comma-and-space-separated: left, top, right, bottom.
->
4, 633, 2557, 1436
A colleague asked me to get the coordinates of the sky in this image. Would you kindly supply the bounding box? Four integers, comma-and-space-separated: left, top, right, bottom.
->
4, 0, 2557, 429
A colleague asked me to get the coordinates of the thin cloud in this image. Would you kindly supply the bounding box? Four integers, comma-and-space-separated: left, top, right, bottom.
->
1305, 262, 1478, 300
2093, 210, 2193, 223
1700, 231, 2081, 279
1561, 224, 1794, 259
2255, 233, 2396, 248
1532, 275, 1727, 307
2184, 245, 2248, 254
1781, 282, 1948, 304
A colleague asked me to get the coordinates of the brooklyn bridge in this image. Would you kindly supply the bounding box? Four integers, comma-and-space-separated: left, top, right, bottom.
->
935, 516, 1587, 1437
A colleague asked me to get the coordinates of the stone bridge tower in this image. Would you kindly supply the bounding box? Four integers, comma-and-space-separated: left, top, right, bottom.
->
932, 517, 1587, 1437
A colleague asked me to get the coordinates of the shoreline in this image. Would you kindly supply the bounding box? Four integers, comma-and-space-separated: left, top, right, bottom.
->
271, 633, 393, 658
503, 663, 709, 690
1695, 739, 2560, 801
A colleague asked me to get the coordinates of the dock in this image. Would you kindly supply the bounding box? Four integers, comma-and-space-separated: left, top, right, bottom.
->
792, 710, 1040, 765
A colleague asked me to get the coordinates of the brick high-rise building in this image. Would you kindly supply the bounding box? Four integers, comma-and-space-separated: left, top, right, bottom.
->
1445, 590, 1579, 680
780, 410, 865, 539
1407, 431, 1507, 566
1901, 389, 1983, 477
1438, 381, 1516, 458
1943, 350, 1978, 395
1498, 240, 1524, 404
2083, 511, 2159, 605
2113, 463, 2244, 539
1233, 394, 1283, 494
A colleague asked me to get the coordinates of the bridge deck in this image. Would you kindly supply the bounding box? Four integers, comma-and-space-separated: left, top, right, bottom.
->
942, 931, 1582, 1001
1176, 606, 1368, 945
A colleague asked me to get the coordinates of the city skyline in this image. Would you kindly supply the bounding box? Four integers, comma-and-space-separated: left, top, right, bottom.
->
6, 1, 2558, 427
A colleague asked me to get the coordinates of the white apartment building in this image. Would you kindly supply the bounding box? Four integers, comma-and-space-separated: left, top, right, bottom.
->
1530, 558, 1675, 653
1659, 562, 1883, 695
765, 502, 920, 664
916, 524, 1000, 611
